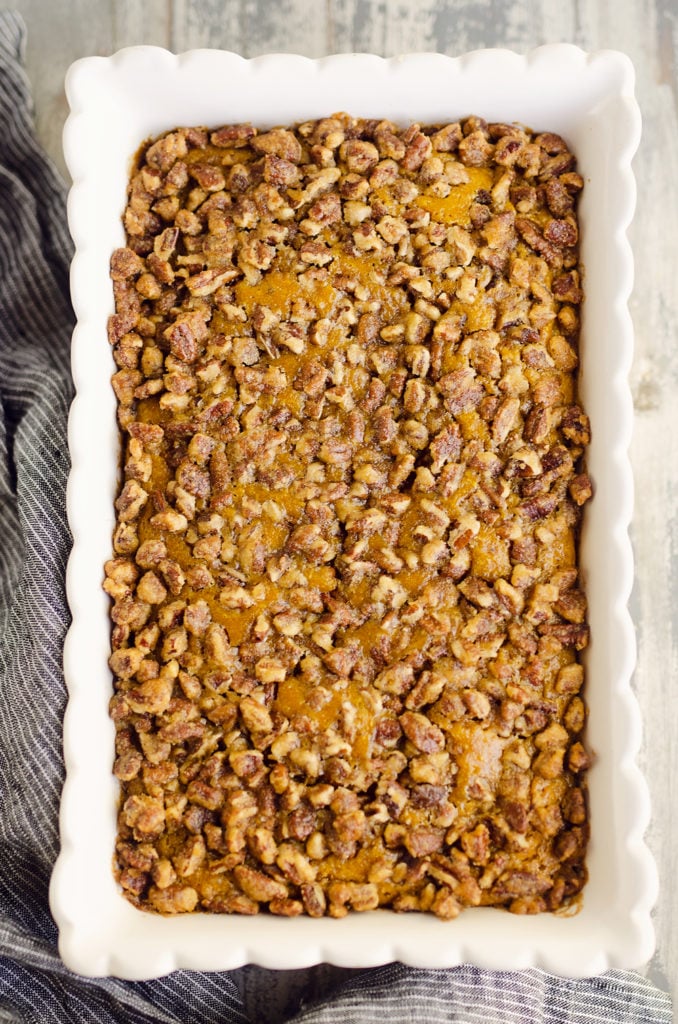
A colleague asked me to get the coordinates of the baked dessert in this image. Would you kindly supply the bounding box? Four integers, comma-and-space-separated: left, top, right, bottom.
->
105, 114, 591, 919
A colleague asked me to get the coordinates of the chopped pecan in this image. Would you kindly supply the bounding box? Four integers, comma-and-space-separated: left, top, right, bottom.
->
561, 405, 591, 445
515, 217, 559, 265
399, 712, 445, 753
115, 480, 148, 522
239, 696, 274, 734
301, 882, 327, 917
328, 881, 378, 912
251, 128, 302, 163
147, 885, 198, 914
234, 865, 288, 903
122, 794, 165, 838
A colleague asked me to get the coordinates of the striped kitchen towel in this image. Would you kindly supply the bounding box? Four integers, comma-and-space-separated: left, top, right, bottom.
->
0, 9, 672, 1023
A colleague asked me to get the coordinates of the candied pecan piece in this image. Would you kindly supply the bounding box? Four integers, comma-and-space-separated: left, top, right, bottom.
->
521, 494, 559, 521
552, 271, 583, 303
126, 671, 175, 715
269, 898, 303, 917
176, 459, 211, 499
147, 884, 198, 914
568, 742, 591, 772
187, 266, 238, 297
251, 128, 302, 163
501, 799, 529, 833
544, 177, 574, 217
288, 524, 330, 562
561, 405, 591, 445
115, 480, 148, 522
239, 695, 274, 734
405, 826, 444, 857
136, 571, 167, 605
328, 881, 378, 913
438, 368, 484, 414
399, 712, 445, 753
340, 139, 380, 173
544, 217, 578, 248
211, 123, 257, 147
110, 247, 145, 280
492, 397, 520, 443
145, 131, 188, 172
461, 824, 491, 865
515, 216, 560, 265
184, 600, 211, 636
108, 645, 145, 679
189, 162, 226, 191
150, 858, 176, 891
554, 589, 587, 624
276, 843, 316, 885
373, 122, 406, 160
458, 129, 493, 166
409, 783, 446, 809
493, 134, 523, 167
287, 803, 317, 841
301, 882, 327, 918
128, 421, 164, 451
254, 657, 286, 683
122, 794, 165, 838
114, 750, 142, 781
496, 870, 551, 900
149, 509, 188, 533
539, 623, 589, 649
563, 787, 587, 825
432, 888, 461, 920
536, 132, 569, 155
429, 424, 462, 474
401, 128, 432, 171
234, 865, 288, 903
431, 122, 462, 152
569, 473, 593, 506
135, 539, 167, 569
164, 318, 201, 364
174, 835, 206, 878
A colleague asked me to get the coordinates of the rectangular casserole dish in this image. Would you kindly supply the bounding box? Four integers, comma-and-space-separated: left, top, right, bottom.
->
50, 45, 654, 979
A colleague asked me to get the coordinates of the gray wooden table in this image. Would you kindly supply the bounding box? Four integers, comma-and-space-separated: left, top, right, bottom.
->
7, 0, 677, 1015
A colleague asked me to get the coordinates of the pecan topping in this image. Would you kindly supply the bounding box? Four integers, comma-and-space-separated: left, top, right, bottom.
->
109, 115, 590, 921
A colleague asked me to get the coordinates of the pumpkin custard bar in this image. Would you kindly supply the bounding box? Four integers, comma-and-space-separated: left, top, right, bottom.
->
105, 113, 592, 919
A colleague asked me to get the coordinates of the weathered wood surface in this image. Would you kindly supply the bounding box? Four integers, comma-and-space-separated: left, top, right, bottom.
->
10, 0, 677, 1012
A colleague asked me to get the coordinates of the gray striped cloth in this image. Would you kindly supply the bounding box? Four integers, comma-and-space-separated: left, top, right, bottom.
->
0, 10, 672, 1023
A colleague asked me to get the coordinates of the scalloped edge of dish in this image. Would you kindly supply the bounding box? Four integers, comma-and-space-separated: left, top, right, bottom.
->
51, 44, 655, 979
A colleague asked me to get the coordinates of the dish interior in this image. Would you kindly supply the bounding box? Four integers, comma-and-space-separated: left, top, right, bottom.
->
53, 47, 652, 979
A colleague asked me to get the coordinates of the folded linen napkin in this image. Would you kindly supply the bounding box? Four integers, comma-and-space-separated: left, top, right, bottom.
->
0, 11, 672, 1023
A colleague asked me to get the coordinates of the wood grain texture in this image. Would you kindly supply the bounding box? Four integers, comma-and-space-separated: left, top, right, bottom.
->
7, 0, 677, 1010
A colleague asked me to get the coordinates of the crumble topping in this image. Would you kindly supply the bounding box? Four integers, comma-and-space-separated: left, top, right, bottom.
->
106, 113, 590, 918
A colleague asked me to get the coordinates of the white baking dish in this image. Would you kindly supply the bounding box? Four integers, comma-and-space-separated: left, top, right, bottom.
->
51, 45, 654, 979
